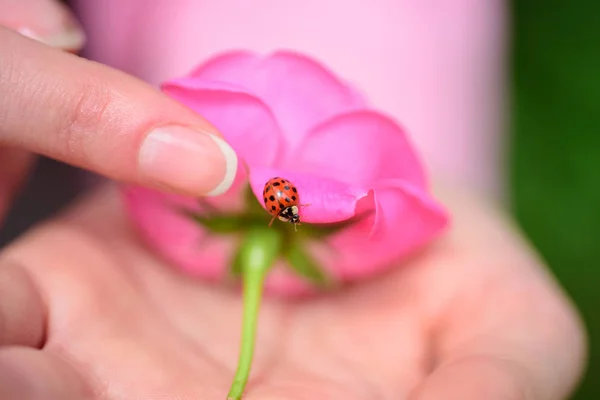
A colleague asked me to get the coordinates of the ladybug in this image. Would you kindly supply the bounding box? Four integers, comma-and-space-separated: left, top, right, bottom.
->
262, 177, 308, 230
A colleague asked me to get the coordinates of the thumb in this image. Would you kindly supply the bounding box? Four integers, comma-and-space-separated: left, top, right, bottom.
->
0, 26, 238, 197
0, 0, 86, 52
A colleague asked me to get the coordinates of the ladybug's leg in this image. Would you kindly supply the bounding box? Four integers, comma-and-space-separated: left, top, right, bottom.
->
268, 214, 277, 227
300, 203, 311, 207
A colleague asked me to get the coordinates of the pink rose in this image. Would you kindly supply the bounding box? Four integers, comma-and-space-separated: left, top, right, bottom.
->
121, 50, 449, 297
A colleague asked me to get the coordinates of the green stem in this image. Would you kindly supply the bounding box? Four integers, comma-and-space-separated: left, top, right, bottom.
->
227, 228, 281, 400
227, 265, 265, 400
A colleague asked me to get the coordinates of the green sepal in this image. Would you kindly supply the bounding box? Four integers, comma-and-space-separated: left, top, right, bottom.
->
235, 226, 283, 275
229, 226, 281, 277
230, 246, 244, 278
284, 239, 332, 287
299, 217, 361, 239
183, 210, 263, 234
243, 185, 266, 215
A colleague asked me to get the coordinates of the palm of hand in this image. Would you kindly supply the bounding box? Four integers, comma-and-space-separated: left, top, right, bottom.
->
0, 185, 584, 400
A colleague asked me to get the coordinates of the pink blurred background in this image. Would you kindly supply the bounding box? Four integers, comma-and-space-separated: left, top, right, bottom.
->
72, 0, 508, 199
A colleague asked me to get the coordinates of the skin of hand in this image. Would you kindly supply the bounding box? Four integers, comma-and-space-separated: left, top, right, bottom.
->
0, 2, 587, 398
0, 182, 586, 400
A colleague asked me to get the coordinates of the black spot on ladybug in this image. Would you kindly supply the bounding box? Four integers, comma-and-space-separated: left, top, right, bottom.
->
265, 186, 271, 192
284, 185, 290, 190
291, 195, 296, 201
263, 197, 267, 203
279, 203, 285, 209
285, 197, 291, 203
292, 187, 297, 193
271, 205, 276, 211
273, 182, 281, 187
269, 195, 275, 201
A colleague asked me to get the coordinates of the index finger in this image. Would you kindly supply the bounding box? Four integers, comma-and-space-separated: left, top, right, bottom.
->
0, 0, 85, 52
0, 26, 238, 197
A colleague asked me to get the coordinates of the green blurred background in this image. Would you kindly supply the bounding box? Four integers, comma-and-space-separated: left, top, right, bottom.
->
511, 1, 599, 398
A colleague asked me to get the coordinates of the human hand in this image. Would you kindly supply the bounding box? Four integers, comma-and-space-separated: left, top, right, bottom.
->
0, 22, 238, 223
0, 0, 85, 52
0, 181, 585, 399
0, 4, 586, 398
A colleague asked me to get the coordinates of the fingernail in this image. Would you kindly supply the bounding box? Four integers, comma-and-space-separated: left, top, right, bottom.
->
16, 2, 86, 51
138, 126, 238, 197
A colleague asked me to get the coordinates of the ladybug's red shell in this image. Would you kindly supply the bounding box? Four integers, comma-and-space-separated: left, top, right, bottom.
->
263, 177, 300, 223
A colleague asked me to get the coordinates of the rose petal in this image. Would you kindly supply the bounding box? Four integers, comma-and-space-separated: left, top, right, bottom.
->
120, 185, 236, 280
162, 79, 282, 167
372, 179, 449, 239
325, 179, 449, 279
248, 167, 369, 224
187, 51, 258, 81
291, 110, 428, 188
187, 50, 367, 151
